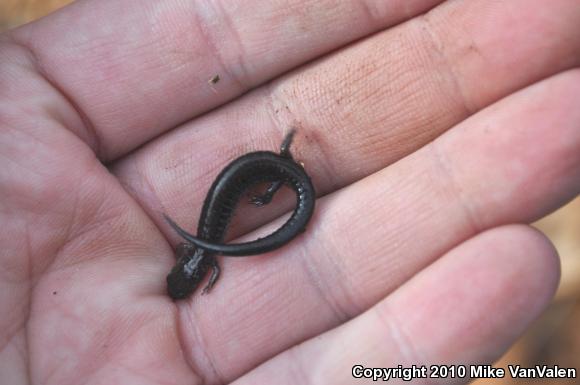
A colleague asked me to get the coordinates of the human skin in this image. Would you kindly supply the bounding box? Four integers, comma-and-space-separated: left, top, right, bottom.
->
0, 0, 579, 384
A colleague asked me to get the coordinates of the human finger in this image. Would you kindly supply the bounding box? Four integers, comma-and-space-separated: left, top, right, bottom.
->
112, 0, 580, 240
166, 70, 580, 382
5, 0, 442, 159
233, 225, 559, 385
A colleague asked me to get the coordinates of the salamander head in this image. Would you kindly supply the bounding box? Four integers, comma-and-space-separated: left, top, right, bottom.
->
166, 245, 207, 300
167, 268, 197, 300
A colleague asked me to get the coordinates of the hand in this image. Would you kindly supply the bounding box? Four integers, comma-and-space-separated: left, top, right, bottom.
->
1, 1, 578, 384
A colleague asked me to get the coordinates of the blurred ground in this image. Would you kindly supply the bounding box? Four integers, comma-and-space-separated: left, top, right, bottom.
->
0, 0, 70, 29
1, 1, 579, 383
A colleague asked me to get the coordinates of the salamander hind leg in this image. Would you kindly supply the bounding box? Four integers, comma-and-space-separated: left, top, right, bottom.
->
279, 128, 296, 158
249, 180, 283, 206
201, 257, 221, 295
249, 129, 296, 206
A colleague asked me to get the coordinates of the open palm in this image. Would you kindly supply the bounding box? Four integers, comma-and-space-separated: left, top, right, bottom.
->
1, 1, 579, 384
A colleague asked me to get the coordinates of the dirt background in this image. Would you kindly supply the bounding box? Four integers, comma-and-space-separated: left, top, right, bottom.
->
2, 1, 579, 383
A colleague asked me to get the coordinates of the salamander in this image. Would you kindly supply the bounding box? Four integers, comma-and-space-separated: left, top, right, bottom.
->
164, 129, 315, 299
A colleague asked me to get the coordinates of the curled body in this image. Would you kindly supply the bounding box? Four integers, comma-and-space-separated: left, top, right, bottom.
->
165, 130, 315, 299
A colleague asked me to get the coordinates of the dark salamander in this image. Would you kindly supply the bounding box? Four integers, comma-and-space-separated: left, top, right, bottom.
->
164, 130, 315, 299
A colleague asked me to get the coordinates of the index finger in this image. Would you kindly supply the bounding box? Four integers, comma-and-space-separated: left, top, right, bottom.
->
6, 0, 443, 159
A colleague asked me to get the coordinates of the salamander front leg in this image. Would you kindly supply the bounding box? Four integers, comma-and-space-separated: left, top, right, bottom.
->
201, 257, 221, 295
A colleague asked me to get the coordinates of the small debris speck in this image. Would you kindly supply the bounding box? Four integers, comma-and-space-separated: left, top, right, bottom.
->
209, 75, 220, 85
